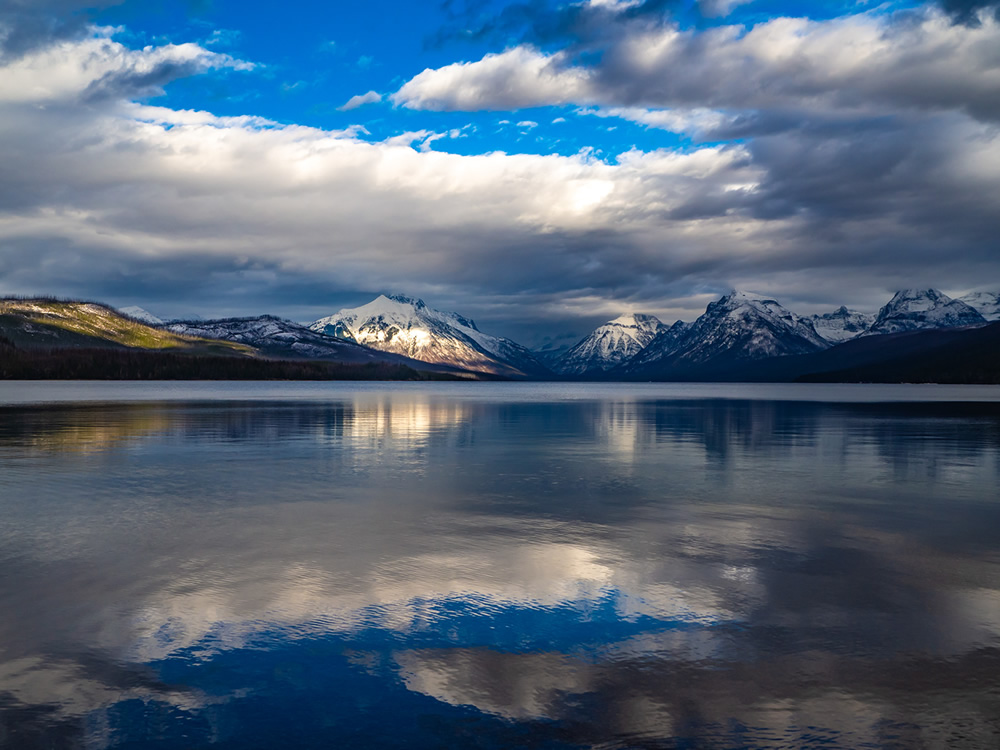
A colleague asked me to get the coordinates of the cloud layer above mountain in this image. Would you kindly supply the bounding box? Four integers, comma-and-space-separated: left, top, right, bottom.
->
0, 2, 998, 342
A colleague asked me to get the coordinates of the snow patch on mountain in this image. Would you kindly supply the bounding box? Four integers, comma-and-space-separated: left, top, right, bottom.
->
163, 315, 409, 364
309, 294, 548, 377
119, 306, 163, 325
959, 292, 1000, 322
864, 289, 986, 336
810, 307, 876, 344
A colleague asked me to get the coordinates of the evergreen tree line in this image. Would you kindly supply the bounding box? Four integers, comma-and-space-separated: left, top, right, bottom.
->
0, 337, 461, 381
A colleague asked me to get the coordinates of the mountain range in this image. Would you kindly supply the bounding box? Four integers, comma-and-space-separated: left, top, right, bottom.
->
619, 291, 830, 379
0, 300, 465, 381
162, 315, 462, 372
571, 288, 991, 379
2, 288, 998, 382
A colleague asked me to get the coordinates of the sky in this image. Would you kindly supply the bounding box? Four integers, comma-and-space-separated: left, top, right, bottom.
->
0, 0, 998, 345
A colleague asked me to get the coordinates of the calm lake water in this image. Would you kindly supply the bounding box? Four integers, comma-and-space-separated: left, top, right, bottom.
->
2, 382, 1000, 749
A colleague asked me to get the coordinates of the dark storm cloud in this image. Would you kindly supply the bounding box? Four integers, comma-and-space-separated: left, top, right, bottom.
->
429, 0, 680, 50
741, 114, 1000, 249
938, 0, 1000, 23
0, 0, 123, 60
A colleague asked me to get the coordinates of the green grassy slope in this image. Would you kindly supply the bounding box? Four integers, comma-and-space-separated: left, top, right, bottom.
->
0, 299, 254, 356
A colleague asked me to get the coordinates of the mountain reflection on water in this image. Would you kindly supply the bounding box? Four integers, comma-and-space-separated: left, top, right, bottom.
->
1, 386, 1000, 749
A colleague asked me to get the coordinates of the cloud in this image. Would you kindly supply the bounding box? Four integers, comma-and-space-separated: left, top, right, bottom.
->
697, 0, 753, 17
339, 90, 382, 111
0, 0, 125, 61
0, 35, 251, 105
937, 0, 1000, 24
428, 0, 683, 50
1, 14, 999, 339
5, 398, 1000, 743
203, 28, 242, 48
398, 10, 1000, 124
580, 106, 730, 136
393, 46, 592, 110
586, 0, 643, 10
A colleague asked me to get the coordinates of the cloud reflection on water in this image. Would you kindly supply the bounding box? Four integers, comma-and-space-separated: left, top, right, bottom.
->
1, 391, 999, 747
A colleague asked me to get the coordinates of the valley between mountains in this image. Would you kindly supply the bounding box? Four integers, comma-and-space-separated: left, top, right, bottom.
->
2, 290, 999, 383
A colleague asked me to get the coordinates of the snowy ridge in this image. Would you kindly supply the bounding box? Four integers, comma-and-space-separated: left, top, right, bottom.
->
624, 320, 690, 368
864, 289, 986, 336
309, 294, 549, 377
810, 307, 876, 344
959, 292, 1000, 322
555, 313, 666, 375
162, 315, 422, 366
626, 290, 829, 373
119, 306, 163, 325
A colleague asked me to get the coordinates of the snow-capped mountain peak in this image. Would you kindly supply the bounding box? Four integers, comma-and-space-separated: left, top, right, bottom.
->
724, 290, 770, 304
309, 295, 547, 377
864, 289, 986, 336
695, 289, 828, 352
810, 306, 876, 344
605, 313, 650, 327
385, 293, 424, 307
340, 294, 424, 321
625, 290, 828, 374
554, 313, 666, 374
714, 291, 817, 332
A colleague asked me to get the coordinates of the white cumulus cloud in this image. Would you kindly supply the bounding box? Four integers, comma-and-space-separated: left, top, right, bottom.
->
392, 46, 593, 111
0, 34, 250, 104
339, 89, 382, 111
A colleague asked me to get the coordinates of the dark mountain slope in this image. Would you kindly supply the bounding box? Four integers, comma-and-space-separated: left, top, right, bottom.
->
0, 337, 460, 381
604, 323, 1000, 383
796, 322, 1000, 384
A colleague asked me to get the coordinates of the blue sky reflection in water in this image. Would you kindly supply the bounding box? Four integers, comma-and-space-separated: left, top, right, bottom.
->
2, 384, 1000, 748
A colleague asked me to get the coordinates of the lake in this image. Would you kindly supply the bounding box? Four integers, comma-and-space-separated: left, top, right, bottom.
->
2, 382, 1000, 749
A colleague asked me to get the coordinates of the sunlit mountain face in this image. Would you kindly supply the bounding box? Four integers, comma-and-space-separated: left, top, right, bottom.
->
2, 384, 1000, 748
309, 295, 550, 377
